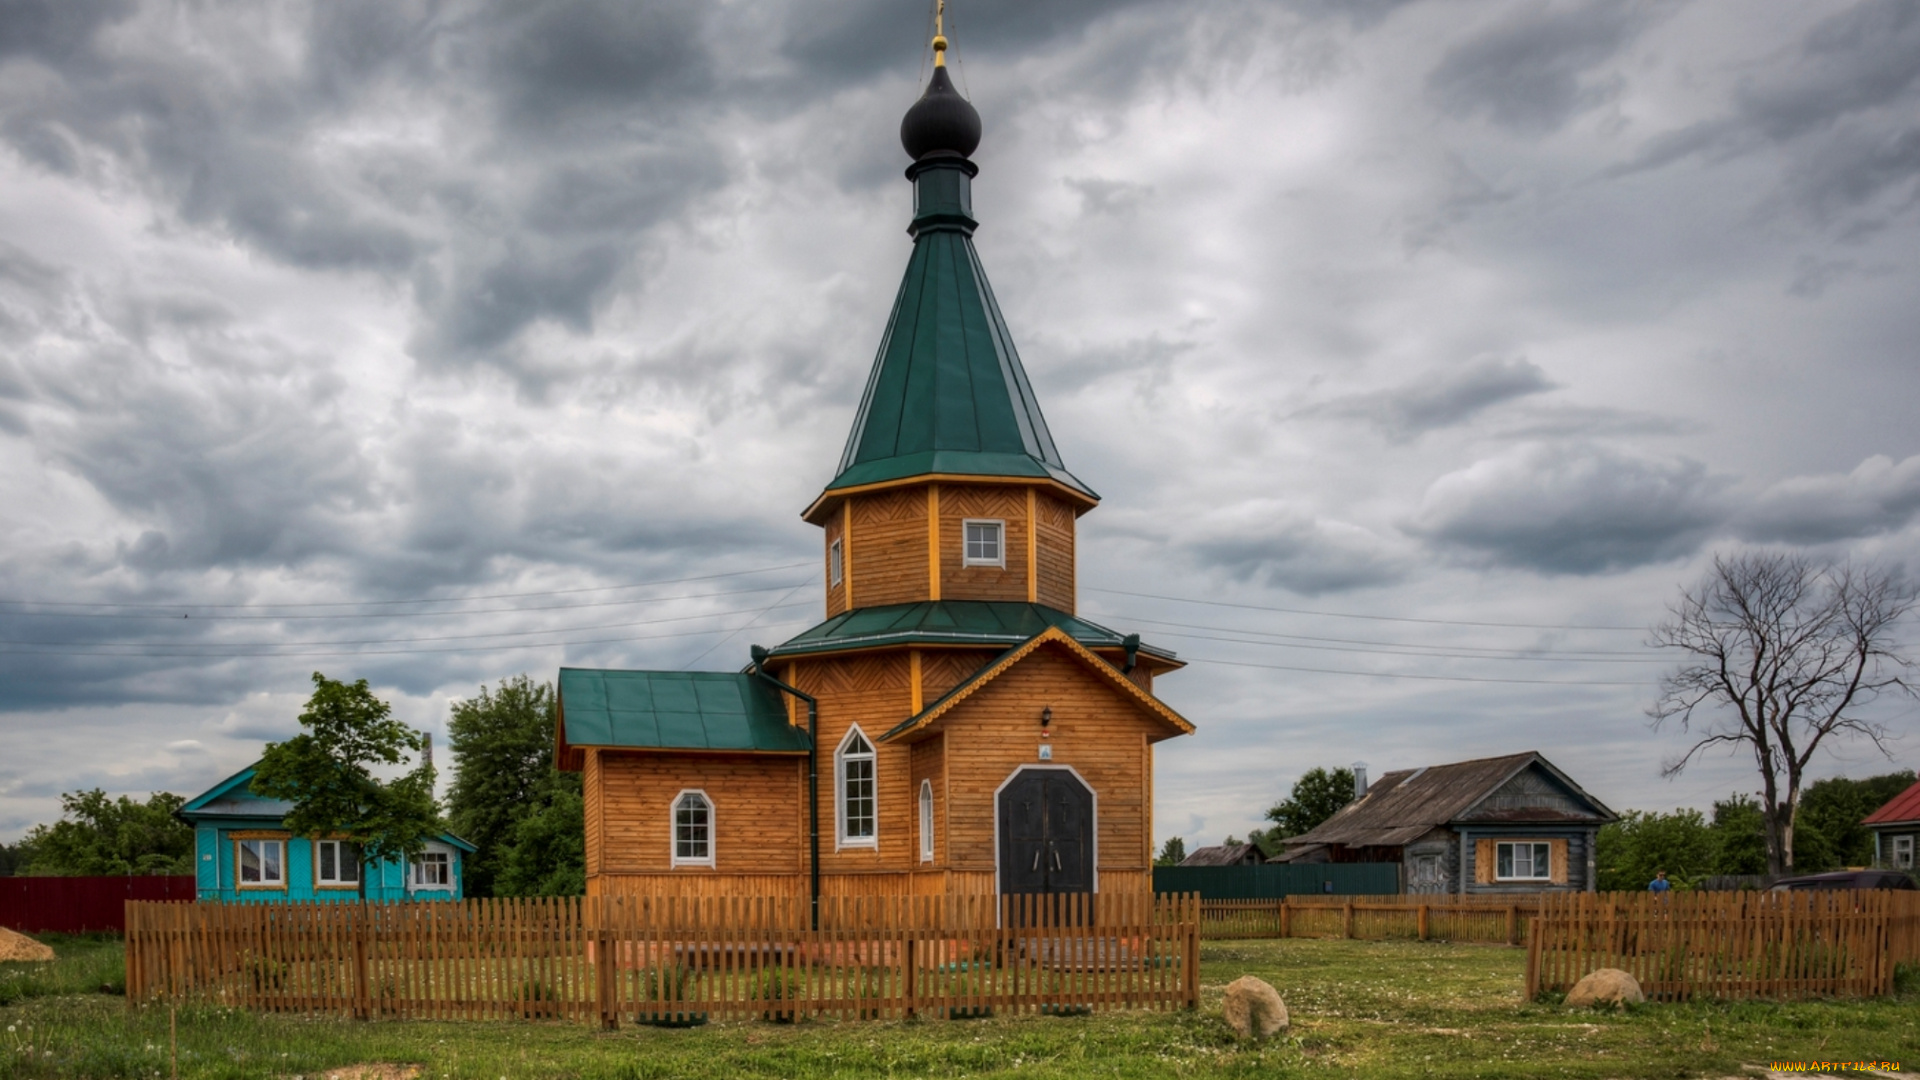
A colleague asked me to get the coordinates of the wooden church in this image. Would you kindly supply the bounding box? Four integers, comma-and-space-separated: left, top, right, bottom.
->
556, 31, 1195, 903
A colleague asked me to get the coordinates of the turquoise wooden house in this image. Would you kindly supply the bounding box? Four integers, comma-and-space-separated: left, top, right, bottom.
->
179, 764, 474, 902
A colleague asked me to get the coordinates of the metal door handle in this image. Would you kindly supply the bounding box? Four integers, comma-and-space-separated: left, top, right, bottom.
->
1051, 848, 1061, 871
1032, 850, 1041, 871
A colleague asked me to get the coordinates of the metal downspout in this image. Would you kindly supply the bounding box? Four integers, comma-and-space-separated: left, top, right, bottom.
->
752, 646, 822, 931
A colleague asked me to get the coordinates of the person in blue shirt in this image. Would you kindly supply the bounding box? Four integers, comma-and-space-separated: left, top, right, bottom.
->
1648, 870, 1671, 893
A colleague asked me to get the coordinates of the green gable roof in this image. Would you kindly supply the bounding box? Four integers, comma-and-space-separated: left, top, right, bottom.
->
763, 601, 1176, 661
557, 668, 811, 754
825, 166, 1095, 501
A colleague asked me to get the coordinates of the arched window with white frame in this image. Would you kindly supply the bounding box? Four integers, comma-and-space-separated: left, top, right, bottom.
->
836, 727, 877, 848
919, 779, 934, 862
672, 790, 715, 867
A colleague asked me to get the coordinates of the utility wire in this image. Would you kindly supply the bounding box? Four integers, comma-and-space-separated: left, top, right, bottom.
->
0, 599, 816, 651
1083, 586, 1645, 632
0, 582, 808, 621
1087, 610, 1662, 659
1122, 627, 1669, 664
1182, 655, 1646, 687
0, 618, 818, 661
0, 562, 813, 611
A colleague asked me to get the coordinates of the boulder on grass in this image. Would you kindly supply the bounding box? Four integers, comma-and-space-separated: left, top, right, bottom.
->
0, 927, 56, 963
1222, 975, 1289, 1039
1565, 967, 1643, 1008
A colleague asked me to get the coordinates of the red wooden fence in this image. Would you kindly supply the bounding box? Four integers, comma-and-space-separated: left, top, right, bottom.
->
0, 876, 195, 934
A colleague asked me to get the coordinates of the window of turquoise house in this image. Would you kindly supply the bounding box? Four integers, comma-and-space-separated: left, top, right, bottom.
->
237, 838, 286, 888
316, 839, 361, 887
411, 850, 452, 889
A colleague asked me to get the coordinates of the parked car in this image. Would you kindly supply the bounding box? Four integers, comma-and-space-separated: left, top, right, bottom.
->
1768, 869, 1917, 891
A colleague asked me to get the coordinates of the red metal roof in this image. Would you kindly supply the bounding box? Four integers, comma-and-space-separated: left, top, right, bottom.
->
1862, 777, 1920, 827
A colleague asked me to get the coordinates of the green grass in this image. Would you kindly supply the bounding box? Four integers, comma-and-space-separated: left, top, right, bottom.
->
2, 933, 1916, 1078
0, 935, 123, 1005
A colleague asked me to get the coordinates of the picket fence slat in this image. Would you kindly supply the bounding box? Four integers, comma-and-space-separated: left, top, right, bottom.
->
124, 893, 1200, 1023
1524, 890, 1920, 1002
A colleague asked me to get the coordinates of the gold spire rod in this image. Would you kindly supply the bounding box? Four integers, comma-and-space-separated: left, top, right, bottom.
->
932, 0, 948, 67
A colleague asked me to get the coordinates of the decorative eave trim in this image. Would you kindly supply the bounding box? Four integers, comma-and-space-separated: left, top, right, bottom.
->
802, 473, 1098, 526
878, 625, 1194, 744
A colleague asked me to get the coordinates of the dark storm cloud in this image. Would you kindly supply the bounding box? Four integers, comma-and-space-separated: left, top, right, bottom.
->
0, 0, 134, 67
1735, 454, 1920, 545
1185, 508, 1406, 595
1608, 0, 1920, 221
1411, 443, 1726, 573
1426, 0, 1665, 135
1308, 355, 1557, 440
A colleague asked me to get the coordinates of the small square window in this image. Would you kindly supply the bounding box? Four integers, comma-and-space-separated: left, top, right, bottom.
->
1495, 841, 1550, 881
411, 850, 451, 888
237, 839, 284, 887
829, 538, 844, 586
316, 839, 360, 885
1895, 835, 1914, 870
963, 520, 1004, 567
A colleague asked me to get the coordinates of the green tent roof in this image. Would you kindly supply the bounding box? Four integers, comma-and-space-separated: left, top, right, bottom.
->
764, 601, 1175, 661
557, 669, 811, 754
825, 163, 1095, 500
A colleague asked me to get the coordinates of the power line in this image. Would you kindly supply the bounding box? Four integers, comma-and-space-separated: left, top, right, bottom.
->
0, 581, 809, 622
0, 562, 814, 611
0, 599, 817, 651
1088, 610, 1663, 659
0, 617, 818, 661
1124, 627, 1669, 664
1182, 654, 1647, 687
1083, 586, 1646, 632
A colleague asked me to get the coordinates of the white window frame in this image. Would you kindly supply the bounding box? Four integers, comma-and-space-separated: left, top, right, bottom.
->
671, 789, 716, 868
1895, 835, 1915, 870
961, 519, 1005, 568
410, 848, 452, 890
836, 726, 878, 849
829, 538, 844, 586
314, 839, 361, 887
236, 838, 285, 889
1495, 841, 1551, 881
919, 779, 935, 863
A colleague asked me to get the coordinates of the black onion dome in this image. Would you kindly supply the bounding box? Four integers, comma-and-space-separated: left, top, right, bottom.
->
900, 66, 981, 160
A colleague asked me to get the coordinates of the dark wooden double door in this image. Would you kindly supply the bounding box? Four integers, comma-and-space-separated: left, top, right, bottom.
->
997, 767, 1094, 898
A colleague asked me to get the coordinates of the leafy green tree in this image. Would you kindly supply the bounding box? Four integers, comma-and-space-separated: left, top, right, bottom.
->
1797, 772, 1917, 870
1264, 767, 1355, 841
445, 676, 558, 897
250, 673, 439, 897
1595, 808, 1716, 891
1709, 795, 1769, 876
0, 841, 21, 876
493, 773, 585, 897
15, 790, 193, 876
1153, 837, 1187, 866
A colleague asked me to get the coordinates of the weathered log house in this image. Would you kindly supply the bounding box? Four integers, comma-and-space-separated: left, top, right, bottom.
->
557, 35, 1195, 903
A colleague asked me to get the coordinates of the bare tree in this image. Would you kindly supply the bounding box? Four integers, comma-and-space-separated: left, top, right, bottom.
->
1649, 552, 1915, 876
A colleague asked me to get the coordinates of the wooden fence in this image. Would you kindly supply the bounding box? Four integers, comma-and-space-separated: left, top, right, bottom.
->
1527, 890, 1920, 1001
1201, 894, 1542, 945
125, 893, 1199, 1025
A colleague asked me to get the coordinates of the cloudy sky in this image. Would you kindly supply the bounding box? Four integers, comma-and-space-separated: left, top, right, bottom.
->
3, 0, 1918, 847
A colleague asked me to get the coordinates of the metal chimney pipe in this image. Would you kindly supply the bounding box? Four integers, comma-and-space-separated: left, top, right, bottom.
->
1352, 762, 1368, 799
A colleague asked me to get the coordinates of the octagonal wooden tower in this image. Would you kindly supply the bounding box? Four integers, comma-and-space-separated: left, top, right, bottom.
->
558, 41, 1194, 902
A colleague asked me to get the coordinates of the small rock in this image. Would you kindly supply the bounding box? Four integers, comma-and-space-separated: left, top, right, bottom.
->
1566, 967, 1643, 1008
1222, 975, 1289, 1039
0, 927, 55, 963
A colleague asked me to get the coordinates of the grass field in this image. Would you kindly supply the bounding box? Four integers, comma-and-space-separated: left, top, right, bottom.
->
3, 933, 1916, 1078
